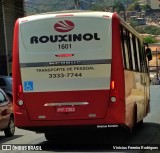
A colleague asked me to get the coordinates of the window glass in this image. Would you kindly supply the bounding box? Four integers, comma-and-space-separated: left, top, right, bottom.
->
0, 91, 6, 102
142, 46, 148, 73
126, 30, 133, 70
124, 40, 130, 69
120, 25, 148, 73
129, 33, 135, 71
120, 26, 127, 69
138, 40, 145, 72
132, 36, 139, 71
136, 38, 141, 72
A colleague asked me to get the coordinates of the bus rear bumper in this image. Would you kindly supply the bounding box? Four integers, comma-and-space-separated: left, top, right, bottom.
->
15, 111, 125, 133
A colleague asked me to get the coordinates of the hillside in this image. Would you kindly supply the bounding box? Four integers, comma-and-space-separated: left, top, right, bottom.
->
24, 0, 131, 15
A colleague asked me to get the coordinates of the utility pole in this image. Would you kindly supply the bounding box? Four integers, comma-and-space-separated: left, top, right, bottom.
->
74, 0, 80, 9
156, 48, 159, 80
2, 0, 9, 76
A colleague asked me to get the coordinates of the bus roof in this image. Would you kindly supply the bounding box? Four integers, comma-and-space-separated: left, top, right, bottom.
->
19, 11, 114, 22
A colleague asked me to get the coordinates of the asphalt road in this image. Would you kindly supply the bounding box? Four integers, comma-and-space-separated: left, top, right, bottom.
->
0, 85, 160, 153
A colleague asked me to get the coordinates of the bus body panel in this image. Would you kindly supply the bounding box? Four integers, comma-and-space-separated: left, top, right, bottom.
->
21, 90, 110, 121
125, 71, 144, 127
119, 17, 150, 127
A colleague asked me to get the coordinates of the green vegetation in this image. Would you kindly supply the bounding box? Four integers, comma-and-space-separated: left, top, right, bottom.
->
143, 36, 158, 44
127, 0, 151, 12
127, 0, 141, 11
112, 1, 125, 13
135, 26, 160, 36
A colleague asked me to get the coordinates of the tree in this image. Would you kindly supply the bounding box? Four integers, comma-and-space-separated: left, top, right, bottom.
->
135, 26, 160, 36
133, 1, 141, 11
140, 3, 152, 16
112, 1, 126, 20
143, 36, 158, 44
90, 5, 106, 11
127, 0, 141, 12
74, 0, 80, 9
112, 1, 125, 13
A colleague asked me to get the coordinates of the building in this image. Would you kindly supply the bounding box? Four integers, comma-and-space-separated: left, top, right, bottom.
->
149, 0, 160, 10
0, 0, 24, 75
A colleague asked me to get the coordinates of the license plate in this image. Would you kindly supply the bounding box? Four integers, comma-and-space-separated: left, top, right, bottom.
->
56, 106, 75, 113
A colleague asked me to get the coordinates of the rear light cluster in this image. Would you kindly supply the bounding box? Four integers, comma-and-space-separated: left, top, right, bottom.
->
110, 96, 117, 103
17, 85, 24, 108
110, 81, 119, 104
18, 100, 24, 106
55, 54, 74, 57
55, 14, 74, 17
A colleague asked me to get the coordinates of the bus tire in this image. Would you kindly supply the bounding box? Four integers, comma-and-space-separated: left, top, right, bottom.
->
4, 116, 15, 137
45, 132, 57, 142
133, 103, 137, 127
137, 119, 143, 127
130, 103, 137, 134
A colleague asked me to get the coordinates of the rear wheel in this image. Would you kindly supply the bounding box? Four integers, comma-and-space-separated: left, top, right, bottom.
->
128, 104, 137, 136
133, 104, 137, 127
4, 116, 15, 137
45, 131, 69, 142
137, 119, 143, 127
45, 132, 56, 141
132, 104, 143, 132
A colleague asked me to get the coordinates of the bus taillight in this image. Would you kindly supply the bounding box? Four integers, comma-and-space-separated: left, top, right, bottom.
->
111, 81, 115, 90
55, 54, 74, 57
18, 85, 22, 95
110, 81, 119, 104
55, 14, 74, 17
17, 85, 24, 108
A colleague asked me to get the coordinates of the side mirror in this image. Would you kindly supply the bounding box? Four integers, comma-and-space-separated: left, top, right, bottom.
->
146, 47, 152, 61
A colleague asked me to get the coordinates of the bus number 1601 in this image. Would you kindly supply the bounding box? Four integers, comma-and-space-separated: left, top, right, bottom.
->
58, 44, 72, 49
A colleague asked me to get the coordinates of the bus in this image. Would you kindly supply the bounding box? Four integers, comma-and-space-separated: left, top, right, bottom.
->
12, 11, 152, 141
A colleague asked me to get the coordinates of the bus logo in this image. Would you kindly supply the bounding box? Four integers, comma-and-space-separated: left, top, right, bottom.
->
54, 20, 74, 32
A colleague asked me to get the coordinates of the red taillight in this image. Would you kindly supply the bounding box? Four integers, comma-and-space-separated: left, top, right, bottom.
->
111, 81, 115, 90
18, 85, 22, 96
103, 15, 110, 18
17, 84, 25, 109
55, 14, 74, 17
21, 20, 28, 23
55, 54, 74, 57
18, 85, 22, 92
110, 81, 119, 104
